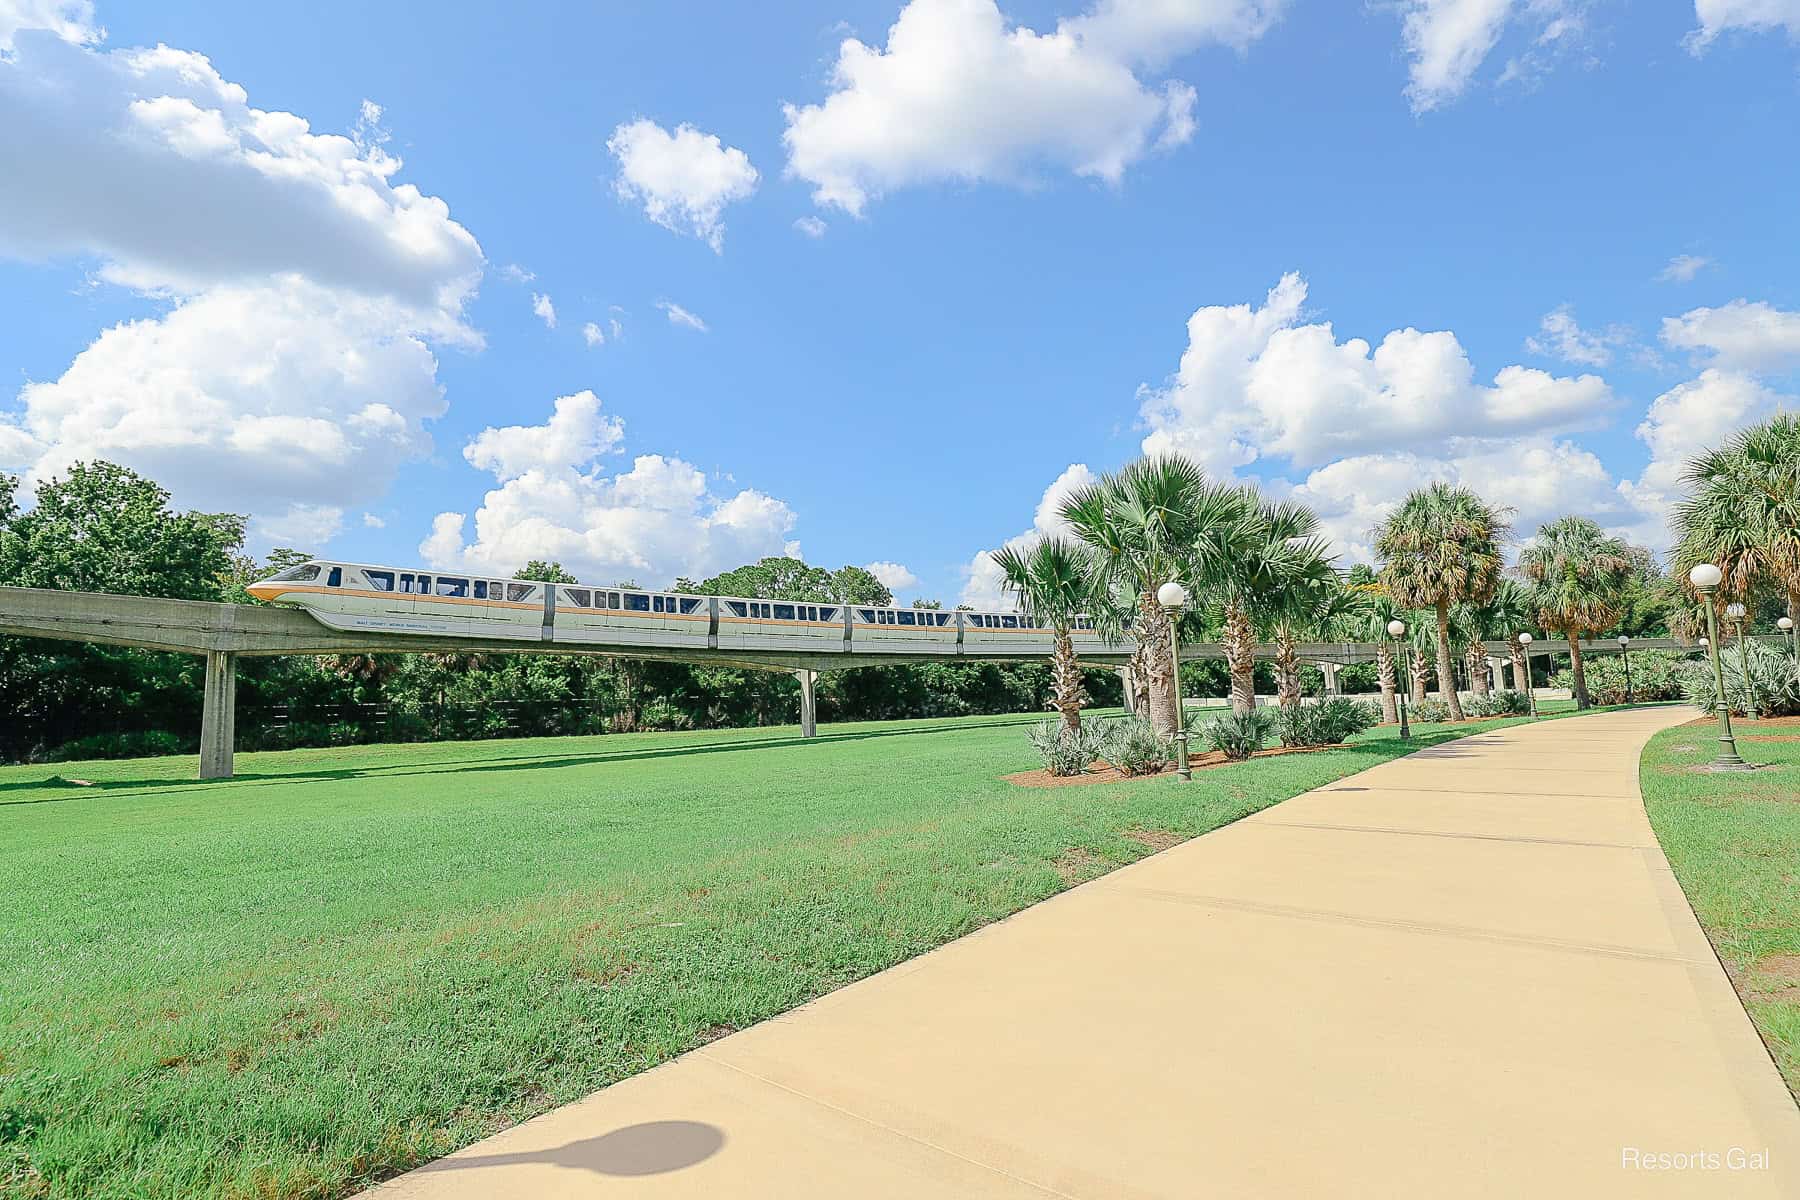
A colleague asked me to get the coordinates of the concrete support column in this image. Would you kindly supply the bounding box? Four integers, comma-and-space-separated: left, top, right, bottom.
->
797, 669, 817, 738
199, 649, 237, 780
1320, 663, 1340, 696
1119, 665, 1136, 715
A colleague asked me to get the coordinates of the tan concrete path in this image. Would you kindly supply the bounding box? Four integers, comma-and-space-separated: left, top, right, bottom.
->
374, 708, 1800, 1198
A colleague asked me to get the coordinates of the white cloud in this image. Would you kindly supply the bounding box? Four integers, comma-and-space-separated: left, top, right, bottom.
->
781, 0, 1280, 215
1, 0, 96, 53
582, 320, 606, 347
864, 560, 919, 592
657, 300, 708, 332
362, 512, 386, 529
422, 392, 797, 585
607, 118, 759, 253
253, 502, 345, 548
1524, 303, 1627, 367
0, 29, 482, 334
959, 462, 1097, 608
13, 277, 444, 528
793, 215, 828, 238
498, 263, 535, 283
1661, 298, 1800, 372
1658, 253, 1712, 282
1618, 367, 1789, 527
531, 292, 557, 329
1689, 0, 1800, 48
1397, 0, 1590, 112
1137, 273, 1614, 475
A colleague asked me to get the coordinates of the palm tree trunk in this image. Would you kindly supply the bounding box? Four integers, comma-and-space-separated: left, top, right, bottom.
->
1223, 601, 1257, 716
1566, 631, 1590, 709
1376, 641, 1399, 725
1464, 639, 1490, 697
1510, 643, 1528, 692
1276, 623, 1301, 711
1137, 590, 1179, 736
1051, 628, 1085, 732
1411, 645, 1430, 704
1434, 602, 1465, 720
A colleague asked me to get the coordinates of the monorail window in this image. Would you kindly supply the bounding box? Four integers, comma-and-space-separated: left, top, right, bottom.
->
1001, 615, 1019, 628
897, 610, 916, 626
818, 607, 837, 622
564, 587, 591, 608
399, 573, 415, 593
623, 593, 649, 612
436, 577, 469, 598
326, 567, 342, 587
364, 570, 395, 591
773, 603, 795, 620
680, 598, 704, 614
270, 563, 320, 582
725, 601, 747, 617
473, 581, 487, 599
506, 583, 535, 603
859, 609, 877, 623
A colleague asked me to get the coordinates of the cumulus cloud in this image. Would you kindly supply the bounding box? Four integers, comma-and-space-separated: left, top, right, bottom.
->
959, 463, 1097, 608
531, 292, 557, 329
1688, 0, 1800, 48
0, 27, 482, 334
422, 391, 797, 585
657, 300, 708, 332
13, 276, 444, 532
1524, 303, 1627, 367
1658, 253, 1712, 282
607, 118, 759, 252
0, 15, 482, 549
1137, 273, 1614, 475
582, 321, 606, 347
1660, 298, 1800, 372
793, 215, 827, 238
1397, 0, 1590, 113
864, 560, 919, 592
1618, 368, 1790, 529
781, 0, 1281, 215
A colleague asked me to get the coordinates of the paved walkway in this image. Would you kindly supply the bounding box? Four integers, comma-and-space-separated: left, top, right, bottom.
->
376, 708, 1800, 1198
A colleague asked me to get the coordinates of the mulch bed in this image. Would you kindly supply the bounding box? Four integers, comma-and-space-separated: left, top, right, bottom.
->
1684, 715, 1800, 729
1003, 744, 1340, 789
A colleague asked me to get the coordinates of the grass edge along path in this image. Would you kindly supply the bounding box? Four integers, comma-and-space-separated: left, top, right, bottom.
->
1640, 716, 1800, 1100
5, 701, 1594, 1200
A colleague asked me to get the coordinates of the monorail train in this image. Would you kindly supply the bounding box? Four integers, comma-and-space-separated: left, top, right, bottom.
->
245, 560, 1130, 658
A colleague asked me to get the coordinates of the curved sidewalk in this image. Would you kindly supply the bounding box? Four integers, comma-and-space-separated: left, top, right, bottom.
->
377, 708, 1800, 1198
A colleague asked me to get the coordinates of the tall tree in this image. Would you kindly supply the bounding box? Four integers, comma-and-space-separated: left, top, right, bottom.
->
678, 557, 892, 605
1672, 413, 1800, 619
991, 537, 1101, 730
1518, 515, 1633, 709
1061, 456, 1243, 735
1338, 566, 1402, 724
1374, 483, 1510, 721
1465, 577, 1536, 692
1192, 491, 1323, 716
515, 560, 578, 584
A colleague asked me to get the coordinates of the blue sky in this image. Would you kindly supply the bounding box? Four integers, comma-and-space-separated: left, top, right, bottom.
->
2, 0, 1798, 606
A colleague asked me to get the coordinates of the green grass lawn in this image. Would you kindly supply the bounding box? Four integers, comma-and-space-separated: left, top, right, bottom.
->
1640, 715, 1800, 1098
2, 702, 1572, 1200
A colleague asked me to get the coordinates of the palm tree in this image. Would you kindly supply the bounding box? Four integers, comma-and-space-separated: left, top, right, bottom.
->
1470, 577, 1536, 692
1518, 515, 1634, 709
1270, 565, 1351, 710
1061, 456, 1245, 735
1339, 567, 1401, 724
992, 536, 1101, 731
1374, 483, 1511, 721
1673, 413, 1800, 619
1192, 492, 1328, 715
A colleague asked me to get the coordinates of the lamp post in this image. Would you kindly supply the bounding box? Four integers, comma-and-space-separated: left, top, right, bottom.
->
1780, 615, 1797, 682
1690, 564, 1749, 770
1158, 581, 1191, 782
1725, 602, 1757, 721
1388, 619, 1410, 740
1518, 632, 1537, 717
1618, 634, 1633, 706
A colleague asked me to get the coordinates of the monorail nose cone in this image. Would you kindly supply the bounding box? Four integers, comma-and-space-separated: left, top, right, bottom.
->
246, 582, 278, 601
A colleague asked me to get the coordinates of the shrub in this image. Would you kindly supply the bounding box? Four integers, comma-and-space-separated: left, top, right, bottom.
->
1026, 719, 1108, 777
1679, 643, 1800, 718
1274, 698, 1379, 748
1463, 689, 1530, 718
1552, 649, 1687, 706
1101, 718, 1172, 776
46, 730, 188, 762
1410, 697, 1451, 723
1202, 709, 1274, 760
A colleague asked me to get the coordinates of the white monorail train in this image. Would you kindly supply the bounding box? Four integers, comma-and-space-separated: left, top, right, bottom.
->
246, 560, 1129, 658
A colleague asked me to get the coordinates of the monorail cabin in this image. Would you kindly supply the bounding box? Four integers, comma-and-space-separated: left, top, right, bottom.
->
246, 560, 1127, 656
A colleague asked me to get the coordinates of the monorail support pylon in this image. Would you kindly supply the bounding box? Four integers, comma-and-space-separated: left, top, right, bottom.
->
797, 669, 818, 739
200, 650, 237, 780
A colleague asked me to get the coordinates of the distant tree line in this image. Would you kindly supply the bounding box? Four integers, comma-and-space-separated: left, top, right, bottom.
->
0, 461, 1122, 762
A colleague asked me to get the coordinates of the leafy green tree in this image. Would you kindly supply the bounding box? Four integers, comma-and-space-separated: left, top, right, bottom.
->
1374, 482, 1510, 721
515, 560, 579, 584
992, 536, 1101, 730
678, 557, 892, 605
1518, 515, 1633, 709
